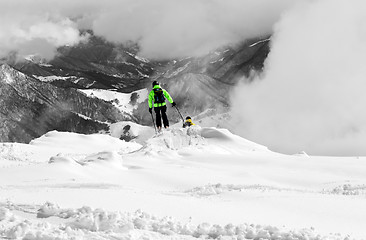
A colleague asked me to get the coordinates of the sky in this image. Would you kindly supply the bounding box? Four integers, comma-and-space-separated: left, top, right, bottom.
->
230, 0, 366, 156
0, 0, 299, 60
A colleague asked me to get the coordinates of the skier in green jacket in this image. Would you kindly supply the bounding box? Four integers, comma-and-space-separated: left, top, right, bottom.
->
148, 81, 176, 130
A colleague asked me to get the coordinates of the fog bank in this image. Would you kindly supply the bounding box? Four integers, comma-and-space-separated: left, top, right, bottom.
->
230, 0, 366, 156
0, 0, 301, 60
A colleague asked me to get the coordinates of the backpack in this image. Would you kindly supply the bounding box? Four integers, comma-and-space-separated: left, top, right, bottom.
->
153, 88, 165, 104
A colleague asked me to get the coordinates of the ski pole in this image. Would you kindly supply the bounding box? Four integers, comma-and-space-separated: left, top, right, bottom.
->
174, 105, 185, 122
150, 112, 157, 133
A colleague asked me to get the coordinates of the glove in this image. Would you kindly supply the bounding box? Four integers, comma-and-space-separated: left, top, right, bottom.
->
172, 102, 176, 107
149, 108, 152, 114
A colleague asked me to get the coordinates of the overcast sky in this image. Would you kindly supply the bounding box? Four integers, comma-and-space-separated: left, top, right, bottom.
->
0, 0, 300, 60
230, 0, 366, 156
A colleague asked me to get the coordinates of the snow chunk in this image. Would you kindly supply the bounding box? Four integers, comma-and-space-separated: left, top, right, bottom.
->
37, 202, 60, 218
0, 207, 14, 221
68, 207, 123, 232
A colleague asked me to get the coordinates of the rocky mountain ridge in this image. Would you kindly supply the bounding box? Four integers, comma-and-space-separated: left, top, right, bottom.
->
1, 33, 270, 143
0, 64, 132, 143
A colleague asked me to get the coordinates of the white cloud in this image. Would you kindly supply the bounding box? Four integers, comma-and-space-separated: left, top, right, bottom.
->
0, 0, 96, 60
230, 0, 366, 156
92, 0, 301, 59
0, 0, 301, 60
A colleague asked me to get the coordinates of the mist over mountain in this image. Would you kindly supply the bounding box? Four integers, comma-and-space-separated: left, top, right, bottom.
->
0, 31, 270, 143
0, 62, 133, 143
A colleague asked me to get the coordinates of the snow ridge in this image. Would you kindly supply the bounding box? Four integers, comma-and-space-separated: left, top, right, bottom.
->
0, 203, 348, 240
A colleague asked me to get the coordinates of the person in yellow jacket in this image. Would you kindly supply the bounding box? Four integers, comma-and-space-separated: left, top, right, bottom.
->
148, 81, 176, 130
183, 116, 195, 128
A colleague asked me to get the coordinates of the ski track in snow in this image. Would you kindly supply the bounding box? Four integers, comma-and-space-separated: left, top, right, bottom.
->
0, 125, 365, 239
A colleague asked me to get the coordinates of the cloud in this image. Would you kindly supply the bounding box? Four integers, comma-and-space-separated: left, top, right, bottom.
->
0, 0, 300, 61
230, 0, 366, 156
0, 1, 91, 60
92, 0, 301, 59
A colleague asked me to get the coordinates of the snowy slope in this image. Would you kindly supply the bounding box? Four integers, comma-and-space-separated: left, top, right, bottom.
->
80, 89, 148, 115
0, 125, 366, 239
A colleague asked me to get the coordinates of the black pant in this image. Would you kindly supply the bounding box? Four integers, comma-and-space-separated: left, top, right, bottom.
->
154, 105, 169, 128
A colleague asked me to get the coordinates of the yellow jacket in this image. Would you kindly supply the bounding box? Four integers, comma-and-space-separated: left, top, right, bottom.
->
183, 119, 195, 128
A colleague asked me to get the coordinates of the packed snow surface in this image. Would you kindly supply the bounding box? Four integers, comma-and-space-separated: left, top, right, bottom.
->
1, 125, 366, 239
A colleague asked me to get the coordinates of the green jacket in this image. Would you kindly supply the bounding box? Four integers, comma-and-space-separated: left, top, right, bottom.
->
148, 85, 174, 108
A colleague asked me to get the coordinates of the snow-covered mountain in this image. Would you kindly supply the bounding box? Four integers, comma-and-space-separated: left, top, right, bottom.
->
1, 33, 269, 143
0, 64, 134, 143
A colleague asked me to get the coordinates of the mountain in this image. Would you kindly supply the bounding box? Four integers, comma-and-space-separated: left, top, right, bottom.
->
2, 33, 270, 143
0, 64, 132, 143
134, 37, 270, 124
13, 34, 155, 92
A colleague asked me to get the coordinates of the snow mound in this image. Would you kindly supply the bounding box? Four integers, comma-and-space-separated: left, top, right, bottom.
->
0, 204, 347, 240
48, 154, 81, 165
29, 130, 142, 162
141, 126, 206, 157
200, 127, 270, 154
138, 126, 271, 157
37, 202, 61, 218
110, 121, 155, 144
49, 151, 126, 170
81, 151, 125, 169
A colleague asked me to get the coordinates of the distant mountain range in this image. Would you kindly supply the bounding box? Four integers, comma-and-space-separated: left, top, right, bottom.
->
0, 32, 270, 143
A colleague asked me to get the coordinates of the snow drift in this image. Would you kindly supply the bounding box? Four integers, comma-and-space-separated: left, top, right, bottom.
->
1, 124, 366, 239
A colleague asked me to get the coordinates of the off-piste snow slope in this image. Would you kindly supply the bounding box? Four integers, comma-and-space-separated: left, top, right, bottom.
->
0, 124, 366, 239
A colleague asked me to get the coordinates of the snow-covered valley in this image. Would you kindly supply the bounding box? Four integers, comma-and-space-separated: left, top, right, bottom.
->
1, 125, 365, 239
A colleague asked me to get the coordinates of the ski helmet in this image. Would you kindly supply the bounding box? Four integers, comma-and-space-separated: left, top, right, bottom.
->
186, 116, 191, 120
152, 81, 159, 87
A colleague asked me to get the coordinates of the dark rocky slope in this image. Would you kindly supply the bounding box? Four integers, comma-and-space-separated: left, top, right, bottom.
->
0, 64, 129, 143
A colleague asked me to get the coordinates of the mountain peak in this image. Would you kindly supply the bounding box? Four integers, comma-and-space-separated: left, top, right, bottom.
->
0, 63, 27, 84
